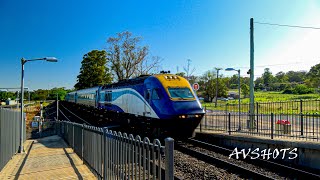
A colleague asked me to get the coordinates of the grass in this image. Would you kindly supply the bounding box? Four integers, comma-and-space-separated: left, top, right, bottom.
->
202, 91, 320, 114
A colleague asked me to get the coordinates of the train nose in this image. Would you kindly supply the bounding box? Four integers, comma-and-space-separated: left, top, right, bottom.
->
172, 101, 205, 114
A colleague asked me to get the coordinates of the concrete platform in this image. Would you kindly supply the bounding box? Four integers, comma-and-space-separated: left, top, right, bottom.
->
0, 135, 96, 179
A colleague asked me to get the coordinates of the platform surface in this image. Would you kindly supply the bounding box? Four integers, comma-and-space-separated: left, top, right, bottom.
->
0, 135, 96, 179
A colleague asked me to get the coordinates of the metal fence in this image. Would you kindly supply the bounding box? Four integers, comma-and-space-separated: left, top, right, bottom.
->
205, 99, 320, 114
0, 108, 26, 171
199, 112, 320, 141
56, 121, 174, 180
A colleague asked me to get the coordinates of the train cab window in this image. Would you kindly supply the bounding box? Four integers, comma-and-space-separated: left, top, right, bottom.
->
168, 87, 194, 99
152, 88, 161, 100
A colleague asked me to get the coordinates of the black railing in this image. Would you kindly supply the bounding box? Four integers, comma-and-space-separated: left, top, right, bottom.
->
198, 112, 320, 141
204, 99, 320, 114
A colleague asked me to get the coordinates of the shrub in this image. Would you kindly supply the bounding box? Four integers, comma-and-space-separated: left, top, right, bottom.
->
293, 85, 314, 94
282, 88, 294, 94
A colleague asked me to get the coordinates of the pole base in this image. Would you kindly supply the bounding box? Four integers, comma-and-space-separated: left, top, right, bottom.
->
18, 146, 25, 153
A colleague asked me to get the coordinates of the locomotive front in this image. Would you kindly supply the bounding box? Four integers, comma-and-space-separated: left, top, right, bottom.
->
146, 74, 205, 137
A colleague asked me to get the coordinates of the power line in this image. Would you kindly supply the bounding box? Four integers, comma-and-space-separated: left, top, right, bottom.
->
235, 60, 318, 69
254, 21, 320, 30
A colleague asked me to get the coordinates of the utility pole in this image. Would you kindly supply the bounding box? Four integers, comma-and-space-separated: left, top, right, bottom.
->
56, 93, 59, 121
249, 18, 255, 129
215, 68, 222, 107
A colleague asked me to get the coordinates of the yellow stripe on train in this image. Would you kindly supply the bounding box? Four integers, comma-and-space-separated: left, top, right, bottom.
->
154, 74, 196, 100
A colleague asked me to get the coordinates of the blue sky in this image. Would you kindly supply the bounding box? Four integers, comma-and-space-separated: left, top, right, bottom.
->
1, 0, 320, 90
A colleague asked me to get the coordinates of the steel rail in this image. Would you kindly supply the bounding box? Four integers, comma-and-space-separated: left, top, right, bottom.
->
175, 141, 273, 179
187, 138, 320, 179
60, 103, 92, 125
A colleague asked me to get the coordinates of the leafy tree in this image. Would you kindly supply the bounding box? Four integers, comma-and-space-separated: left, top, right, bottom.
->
241, 84, 249, 98
176, 72, 185, 77
75, 50, 112, 90
48, 87, 69, 100
200, 70, 228, 102
275, 71, 288, 83
31, 89, 49, 100
286, 70, 306, 83
0, 91, 16, 101
254, 77, 264, 90
307, 63, 320, 88
262, 68, 274, 87
106, 31, 160, 80
228, 75, 239, 88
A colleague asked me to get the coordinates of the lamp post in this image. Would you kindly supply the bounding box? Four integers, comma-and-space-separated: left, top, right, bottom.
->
225, 68, 241, 131
19, 57, 58, 153
215, 68, 222, 107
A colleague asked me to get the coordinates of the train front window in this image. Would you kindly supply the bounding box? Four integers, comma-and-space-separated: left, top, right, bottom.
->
168, 88, 194, 99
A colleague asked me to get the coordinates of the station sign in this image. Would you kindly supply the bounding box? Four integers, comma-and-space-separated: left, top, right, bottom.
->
192, 83, 199, 91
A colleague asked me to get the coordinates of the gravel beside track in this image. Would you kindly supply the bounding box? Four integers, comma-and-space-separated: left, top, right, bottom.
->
173, 150, 242, 180
175, 141, 287, 179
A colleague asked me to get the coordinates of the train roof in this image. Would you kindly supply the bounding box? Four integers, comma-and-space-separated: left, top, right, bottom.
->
102, 75, 151, 90
67, 86, 99, 95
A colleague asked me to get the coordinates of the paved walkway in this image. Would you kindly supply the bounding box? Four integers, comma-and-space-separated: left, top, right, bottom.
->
0, 135, 96, 179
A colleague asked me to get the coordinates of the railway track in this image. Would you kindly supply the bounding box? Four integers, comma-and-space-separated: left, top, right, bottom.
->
176, 138, 320, 179
175, 141, 273, 179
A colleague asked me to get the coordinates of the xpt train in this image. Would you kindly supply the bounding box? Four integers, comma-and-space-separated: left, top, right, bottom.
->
66, 73, 205, 137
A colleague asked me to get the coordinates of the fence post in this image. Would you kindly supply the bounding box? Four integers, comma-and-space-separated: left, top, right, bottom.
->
165, 137, 174, 180
228, 113, 231, 135
103, 127, 107, 180
271, 113, 274, 139
73, 122, 75, 149
301, 113, 304, 136
299, 99, 303, 136
256, 102, 259, 133
204, 106, 207, 127
82, 124, 84, 164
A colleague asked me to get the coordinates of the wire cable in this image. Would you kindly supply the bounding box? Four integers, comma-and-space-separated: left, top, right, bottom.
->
60, 104, 92, 125
59, 109, 71, 122
254, 21, 320, 30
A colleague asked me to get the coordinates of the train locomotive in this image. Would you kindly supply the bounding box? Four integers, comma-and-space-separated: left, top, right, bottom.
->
65, 73, 205, 137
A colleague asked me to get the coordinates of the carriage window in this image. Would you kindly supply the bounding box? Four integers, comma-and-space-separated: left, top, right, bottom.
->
152, 89, 161, 100
105, 92, 112, 102
168, 87, 194, 99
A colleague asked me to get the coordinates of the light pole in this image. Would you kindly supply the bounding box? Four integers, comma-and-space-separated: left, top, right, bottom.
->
19, 57, 58, 153
225, 68, 241, 131
215, 68, 222, 107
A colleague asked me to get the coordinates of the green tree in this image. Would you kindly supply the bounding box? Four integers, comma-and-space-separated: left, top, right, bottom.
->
307, 63, 320, 88
75, 50, 112, 90
241, 84, 249, 98
48, 87, 69, 100
0, 91, 16, 101
262, 68, 274, 88
275, 71, 288, 83
176, 72, 185, 77
200, 70, 228, 102
107, 31, 161, 80
286, 70, 306, 83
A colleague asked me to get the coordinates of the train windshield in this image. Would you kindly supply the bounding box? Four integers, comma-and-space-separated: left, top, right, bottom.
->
168, 87, 194, 99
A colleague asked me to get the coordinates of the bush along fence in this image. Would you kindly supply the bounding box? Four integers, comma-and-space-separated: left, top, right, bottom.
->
205, 99, 320, 114
0, 108, 26, 171
198, 112, 320, 141
56, 121, 174, 180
